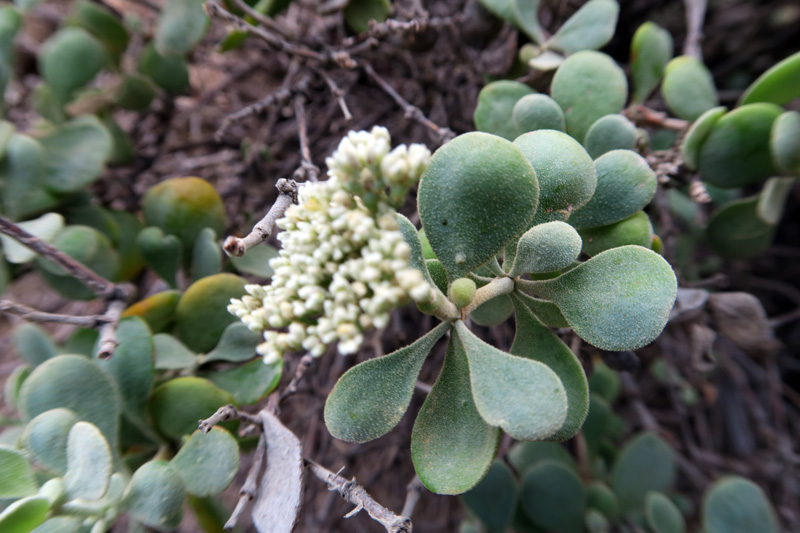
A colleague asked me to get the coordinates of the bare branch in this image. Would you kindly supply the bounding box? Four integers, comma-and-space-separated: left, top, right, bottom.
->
683, 0, 708, 59
400, 476, 424, 518
226, 433, 266, 531
199, 404, 263, 433
362, 63, 456, 145
294, 95, 321, 182
96, 296, 129, 360
223, 178, 299, 257
0, 300, 109, 327
624, 104, 689, 131
314, 68, 353, 122
0, 214, 116, 298
305, 459, 412, 533
280, 353, 315, 401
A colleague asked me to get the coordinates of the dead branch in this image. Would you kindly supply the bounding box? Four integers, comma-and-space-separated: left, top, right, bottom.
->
293, 95, 321, 182
223, 178, 299, 257
0, 300, 110, 327
400, 475, 424, 518
363, 63, 456, 145
226, 433, 266, 530
305, 459, 412, 533
313, 67, 353, 122
683, 0, 708, 59
0, 215, 135, 358
0, 214, 116, 298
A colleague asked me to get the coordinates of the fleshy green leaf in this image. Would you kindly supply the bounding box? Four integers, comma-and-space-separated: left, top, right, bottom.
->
583, 115, 638, 159
771, 110, 800, 175
455, 321, 567, 440
578, 211, 654, 256
547, 0, 618, 54
586, 481, 620, 522
588, 361, 620, 403
200, 358, 282, 405
113, 74, 156, 111
525, 245, 677, 350
514, 290, 568, 328
137, 43, 190, 95
63, 422, 112, 500
508, 441, 576, 477
19, 355, 120, 448
512, 94, 566, 134
645, 492, 685, 533
343, 0, 391, 34
0, 496, 50, 533
397, 213, 434, 285
510, 296, 588, 441
40, 116, 113, 194
95, 317, 153, 424
123, 461, 185, 529
0, 445, 38, 498
73, 0, 129, 59
630, 22, 673, 104
325, 322, 450, 443
203, 322, 260, 363
0, 134, 44, 220
569, 150, 657, 229
551, 50, 628, 142
153, 333, 197, 370
739, 50, 800, 107
176, 273, 246, 353
137, 227, 181, 288
0, 8, 21, 110
521, 461, 585, 533
192, 227, 221, 279
155, 0, 208, 55
171, 428, 239, 497
229, 243, 278, 278
470, 293, 513, 327
411, 334, 500, 495
698, 103, 782, 188
612, 432, 676, 513
513, 130, 596, 226
22, 408, 78, 475
681, 106, 726, 170
477, 0, 516, 25
3, 364, 30, 411
148, 377, 236, 440
510, 222, 582, 277
702, 477, 778, 533
39, 27, 106, 103
426, 259, 448, 294
512, 0, 544, 43
13, 323, 58, 368
473, 81, 535, 140
121, 290, 181, 334
419, 132, 538, 279
757, 177, 793, 225
661, 56, 718, 121
461, 461, 518, 533
706, 197, 776, 259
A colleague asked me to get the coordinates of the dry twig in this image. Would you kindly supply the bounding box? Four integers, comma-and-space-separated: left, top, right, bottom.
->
223, 178, 299, 257
0, 215, 134, 358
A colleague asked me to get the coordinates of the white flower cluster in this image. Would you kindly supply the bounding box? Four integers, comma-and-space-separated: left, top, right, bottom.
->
326, 126, 432, 208
229, 127, 434, 363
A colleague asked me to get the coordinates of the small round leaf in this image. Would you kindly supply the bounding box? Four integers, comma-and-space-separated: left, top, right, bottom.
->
171, 428, 239, 497
612, 432, 676, 513
771, 110, 800, 175
461, 461, 518, 533
510, 221, 582, 277
528, 245, 677, 350
0, 446, 38, 498
578, 211, 654, 256
645, 492, 686, 533
512, 94, 566, 134
739, 50, 800, 107
419, 132, 539, 279
630, 22, 673, 104
662, 56, 718, 121
551, 50, 628, 142
149, 377, 236, 440
63, 422, 112, 500
569, 150, 657, 229
521, 461, 585, 533
681, 106, 726, 170
474, 81, 535, 140
21, 408, 78, 475
702, 477, 778, 533
123, 461, 185, 530
583, 115, 638, 159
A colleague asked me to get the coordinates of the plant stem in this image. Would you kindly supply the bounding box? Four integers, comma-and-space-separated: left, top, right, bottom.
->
461, 277, 514, 317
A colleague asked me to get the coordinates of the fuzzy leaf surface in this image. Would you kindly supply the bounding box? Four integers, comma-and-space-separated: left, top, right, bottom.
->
455, 321, 567, 440
411, 334, 500, 495
419, 132, 538, 279
510, 296, 588, 441
326, 322, 450, 443
529, 245, 677, 350
171, 428, 239, 497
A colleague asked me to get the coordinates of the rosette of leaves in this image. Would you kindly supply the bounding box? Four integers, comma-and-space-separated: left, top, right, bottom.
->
324, 131, 677, 495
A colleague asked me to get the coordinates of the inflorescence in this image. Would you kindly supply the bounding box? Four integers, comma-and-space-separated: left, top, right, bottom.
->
228, 127, 433, 363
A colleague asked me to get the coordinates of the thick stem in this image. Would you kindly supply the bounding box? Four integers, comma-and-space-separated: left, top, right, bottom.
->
461, 277, 514, 317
